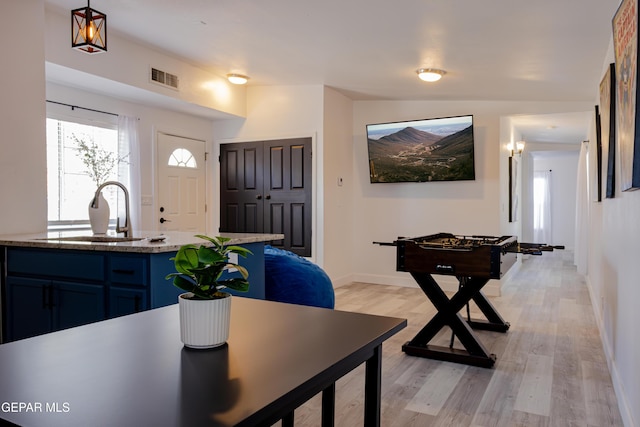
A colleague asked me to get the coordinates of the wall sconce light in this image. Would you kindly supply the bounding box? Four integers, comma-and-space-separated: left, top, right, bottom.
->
416, 68, 446, 82
71, 0, 107, 54
507, 141, 525, 157
227, 74, 249, 85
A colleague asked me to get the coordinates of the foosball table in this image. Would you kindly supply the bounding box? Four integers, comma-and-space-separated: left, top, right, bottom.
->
376, 232, 560, 368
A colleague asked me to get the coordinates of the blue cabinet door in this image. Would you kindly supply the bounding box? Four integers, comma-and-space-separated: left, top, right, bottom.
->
223, 242, 266, 299
5, 277, 53, 341
54, 281, 106, 331
109, 287, 148, 318
5, 278, 106, 341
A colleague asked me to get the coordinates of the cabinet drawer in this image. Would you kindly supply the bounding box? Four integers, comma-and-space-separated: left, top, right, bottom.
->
109, 255, 148, 286
7, 248, 105, 281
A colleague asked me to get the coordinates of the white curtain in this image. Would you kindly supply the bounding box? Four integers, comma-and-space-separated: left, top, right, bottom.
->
533, 170, 552, 244
118, 115, 141, 233
574, 142, 589, 274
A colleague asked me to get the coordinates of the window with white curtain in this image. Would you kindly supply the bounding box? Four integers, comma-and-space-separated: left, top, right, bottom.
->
46, 117, 120, 230
533, 170, 552, 243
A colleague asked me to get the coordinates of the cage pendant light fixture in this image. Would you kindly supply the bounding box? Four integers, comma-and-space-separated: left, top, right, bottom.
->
71, 0, 107, 54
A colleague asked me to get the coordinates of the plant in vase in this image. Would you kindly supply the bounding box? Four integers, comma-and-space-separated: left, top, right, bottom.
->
74, 135, 128, 234
166, 235, 252, 349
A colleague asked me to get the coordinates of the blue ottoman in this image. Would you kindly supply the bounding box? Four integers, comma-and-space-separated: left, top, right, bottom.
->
264, 245, 335, 309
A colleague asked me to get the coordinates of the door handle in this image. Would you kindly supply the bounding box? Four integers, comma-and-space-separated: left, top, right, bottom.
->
265, 195, 271, 200
256, 195, 262, 200
160, 217, 171, 224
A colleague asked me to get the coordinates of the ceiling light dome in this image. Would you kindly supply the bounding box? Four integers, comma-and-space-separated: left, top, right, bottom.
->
416, 68, 446, 82
227, 74, 249, 85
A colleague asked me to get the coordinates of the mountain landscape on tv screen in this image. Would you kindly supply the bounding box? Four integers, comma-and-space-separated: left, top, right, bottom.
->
367, 124, 475, 183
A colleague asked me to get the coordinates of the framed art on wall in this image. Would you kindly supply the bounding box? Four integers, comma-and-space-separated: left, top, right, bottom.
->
600, 63, 617, 198
613, 0, 640, 191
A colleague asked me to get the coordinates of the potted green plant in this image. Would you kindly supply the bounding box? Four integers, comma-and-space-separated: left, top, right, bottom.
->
166, 235, 252, 349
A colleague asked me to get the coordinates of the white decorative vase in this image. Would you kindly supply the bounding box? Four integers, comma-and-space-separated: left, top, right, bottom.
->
88, 191, 110, 234
178, 292, 232, 349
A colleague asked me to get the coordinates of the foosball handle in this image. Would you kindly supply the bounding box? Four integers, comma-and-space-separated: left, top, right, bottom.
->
522, 249, 543, 255
373, 241, 396, 246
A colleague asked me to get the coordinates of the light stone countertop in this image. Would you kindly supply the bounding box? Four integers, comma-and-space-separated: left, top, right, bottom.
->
0, 231, 284, 253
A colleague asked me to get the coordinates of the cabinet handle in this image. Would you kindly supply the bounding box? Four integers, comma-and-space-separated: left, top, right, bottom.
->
112, 269, 135, 275
42, 286, 48, 309
48, 285, 55, 308
265, 194, 271, 200
41, 285, 55, 309
256, 195, 262, 200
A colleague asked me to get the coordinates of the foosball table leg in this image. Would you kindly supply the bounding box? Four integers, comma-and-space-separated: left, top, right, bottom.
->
402, 272, 507, 368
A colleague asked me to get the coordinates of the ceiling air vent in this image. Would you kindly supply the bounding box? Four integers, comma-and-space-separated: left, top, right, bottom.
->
150, 67, 179, 90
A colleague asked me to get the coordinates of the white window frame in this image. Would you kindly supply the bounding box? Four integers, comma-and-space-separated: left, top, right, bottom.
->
46, 107, 119, 231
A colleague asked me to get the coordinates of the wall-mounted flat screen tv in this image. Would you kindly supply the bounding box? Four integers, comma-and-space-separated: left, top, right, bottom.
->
366, 114, 475, 183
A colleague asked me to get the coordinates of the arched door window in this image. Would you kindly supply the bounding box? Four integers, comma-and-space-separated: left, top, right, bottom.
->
168, 148, 197, 168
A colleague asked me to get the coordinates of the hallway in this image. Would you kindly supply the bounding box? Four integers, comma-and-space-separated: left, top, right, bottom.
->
283, 250, 623, 426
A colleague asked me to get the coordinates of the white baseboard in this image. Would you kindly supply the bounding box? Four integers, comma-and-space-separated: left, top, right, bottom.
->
350, 273, 504, 297
331, 274, 354, 288
351, 273, 417, 288
585, 276, 635, 427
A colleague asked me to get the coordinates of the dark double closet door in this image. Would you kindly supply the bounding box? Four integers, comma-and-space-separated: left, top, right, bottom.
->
219, 138, 312, 257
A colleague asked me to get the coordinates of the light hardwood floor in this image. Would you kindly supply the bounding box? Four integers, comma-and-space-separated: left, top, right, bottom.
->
277, 250, 624, 426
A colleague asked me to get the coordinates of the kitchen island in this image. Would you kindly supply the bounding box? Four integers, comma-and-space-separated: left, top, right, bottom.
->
0, 231, 283, 342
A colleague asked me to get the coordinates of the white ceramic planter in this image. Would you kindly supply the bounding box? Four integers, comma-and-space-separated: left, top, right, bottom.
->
178, 292, 231, 349
88, 191, 110, 234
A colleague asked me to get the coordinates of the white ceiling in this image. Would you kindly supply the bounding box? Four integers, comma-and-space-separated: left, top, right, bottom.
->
45, 0, 621, 144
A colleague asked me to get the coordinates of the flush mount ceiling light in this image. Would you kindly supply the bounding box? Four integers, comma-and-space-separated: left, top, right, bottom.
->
416, 68, 446, 82
227, 74, 249, 85
71, 0, 107, 54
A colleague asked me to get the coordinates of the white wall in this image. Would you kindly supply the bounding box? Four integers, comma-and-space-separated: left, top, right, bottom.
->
322, 87, 355, 285
0, 0, 47, 235
351, 100, 592, 289
583, 41, 640, 427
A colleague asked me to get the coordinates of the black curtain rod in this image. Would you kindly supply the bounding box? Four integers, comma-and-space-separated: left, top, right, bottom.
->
46, 100, 118, 117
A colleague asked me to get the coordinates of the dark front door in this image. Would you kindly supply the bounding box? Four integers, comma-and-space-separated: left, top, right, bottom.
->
220, 138, 312, 256
220, 141, 264, 233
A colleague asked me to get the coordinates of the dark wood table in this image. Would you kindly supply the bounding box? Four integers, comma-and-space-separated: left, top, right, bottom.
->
0, 297, 406, 426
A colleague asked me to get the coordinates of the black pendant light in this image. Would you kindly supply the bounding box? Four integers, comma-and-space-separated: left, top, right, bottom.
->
71, 0, 107, 54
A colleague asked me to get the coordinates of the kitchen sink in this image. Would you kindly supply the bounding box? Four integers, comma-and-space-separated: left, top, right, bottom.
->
39, 235, 145, 243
